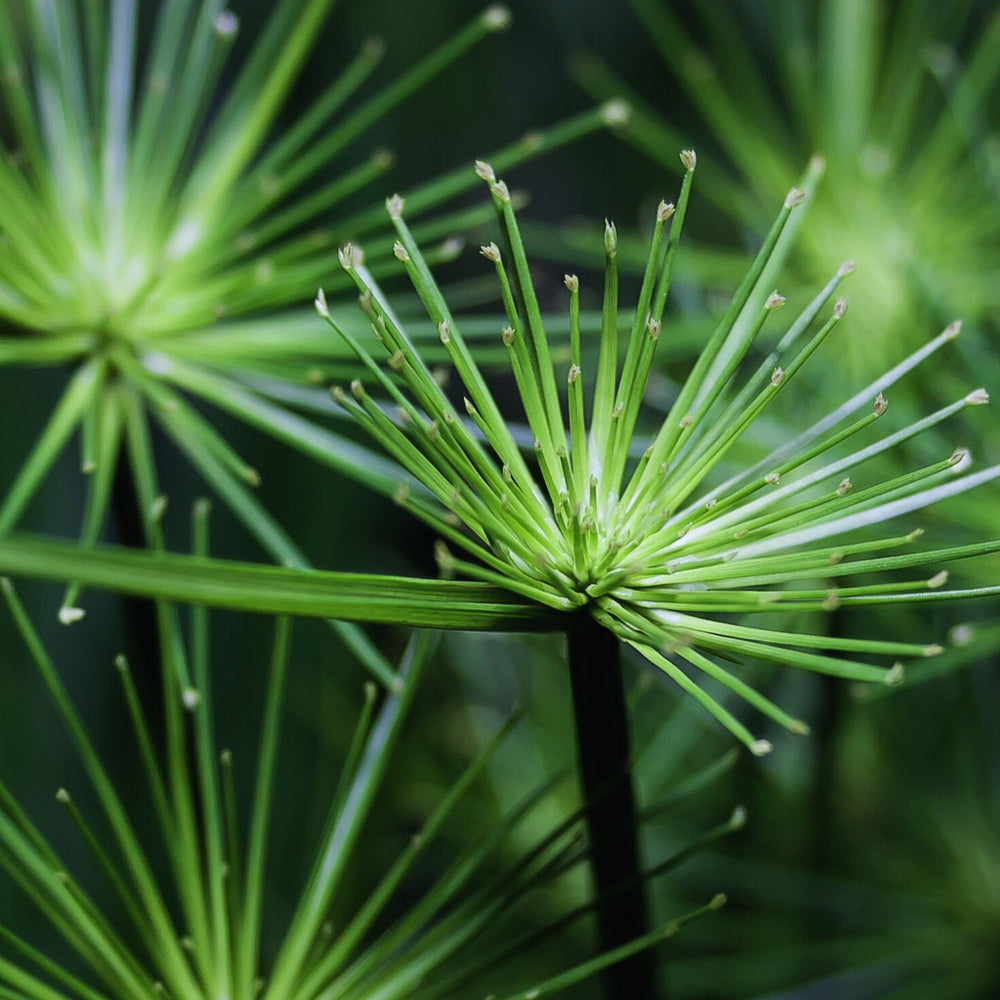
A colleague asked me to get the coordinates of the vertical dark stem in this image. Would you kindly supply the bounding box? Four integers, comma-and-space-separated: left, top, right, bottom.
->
566, 612, 657, 998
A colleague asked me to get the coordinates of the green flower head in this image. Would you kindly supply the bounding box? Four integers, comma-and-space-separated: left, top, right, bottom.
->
320, 152, 1000, 753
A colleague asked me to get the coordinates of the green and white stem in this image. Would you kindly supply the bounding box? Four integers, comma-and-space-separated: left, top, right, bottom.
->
318, 151, 1000, 753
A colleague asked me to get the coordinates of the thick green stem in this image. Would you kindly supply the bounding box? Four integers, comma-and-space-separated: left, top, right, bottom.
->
566, 613, 657, 998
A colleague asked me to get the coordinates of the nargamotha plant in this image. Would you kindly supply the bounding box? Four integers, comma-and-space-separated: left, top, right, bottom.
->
3, 152, 999, 996
0, 503, 734, 1000
0, 0, 621, 691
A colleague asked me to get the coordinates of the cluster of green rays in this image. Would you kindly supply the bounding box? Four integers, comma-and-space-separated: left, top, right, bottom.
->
318, 153, 1000, 754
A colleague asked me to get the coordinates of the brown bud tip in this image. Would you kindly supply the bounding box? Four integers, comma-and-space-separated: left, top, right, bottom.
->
966, 387, 989, 405
679, 148, 697, 170
770, 367, 784, 386
564, 273, 579, 293
785, 187, 807, 208
600, 99, 631, 126
568, 364, 582, 384
392, 240, 408, 262
386, 194, 404, 219
657, 200, 675, 222
438, 320, 450, 343
647, 316, 661, 339
490, 180, 511, 202
474, 159, 495, 182
765, 291, 785, 310
873, 392, 888, 416
482, 4, 512, 30
764, 472, 780, 485
838, 259, 857, 276
501, 326, 515, 347
679, 414, 693, 428
949, 449, 971, 471
837, 477, 852, 495
480, 242, 501, 262
833, 298, 847, 319
944, 319, 962, 339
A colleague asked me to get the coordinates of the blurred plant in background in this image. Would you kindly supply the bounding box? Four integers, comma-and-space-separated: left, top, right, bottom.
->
575, 0, 1000, 363
0, 0, 617, 665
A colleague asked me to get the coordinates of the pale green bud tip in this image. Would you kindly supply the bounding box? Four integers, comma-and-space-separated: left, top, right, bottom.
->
372, 147, 394, 169
657, 200, 675, 222
386, 194, 404, 218
464, 397, 477, 417
750, 739, 772, 756
338, 243, 359, 269
182, 688, 201, 710
393, 482, 410, 505
950, 623, 975, 646
600, 99, 631, 126
927, 570, 949, 589
438, 236, 463, 260
482, 4, 512, 30
502, 326, 515, 346
604, 220, 618, 255
770, 367, 784, 386
214, 11, 239, 37
193, 497, 212, 520
838, 259, 857, 277
785, 187, 807, 208
568, 364, 582, 384
491, 179, 511, 202
434, 541, 455, 572
220, 749, 233, 766
58, 606, 85, 625
55, 788, 70, 803
114, 654, 128, 672
564, 273, 579, 292
150, 495, 168, 523
765, 291, 785, 310
833, 298, 847, 319
314, 288, 328, 318
393, 240, 409, 262
945, 319, 962, 339
350, 379, 365, 400
709, 893, 728, 910
885, 663, 905, 685
837, 477, 851, 495
966, 387, 989, 405
474, 159, 495, 182
679, 148, 697, 170
438, 320, 450, 343
729, 805, 747, 829
874, 392, 888, 416
764, 472, 779, 485
907, 528, 925, 541
924, 644, 944, 657
790, 720, 811, 735
480, 242, 501, 262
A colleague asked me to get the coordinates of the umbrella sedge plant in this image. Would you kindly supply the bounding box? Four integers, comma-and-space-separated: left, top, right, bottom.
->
310, 152, 999, 987
2, 152, 999, 994
0, 0, 621, 691
0, 502, 735, 1000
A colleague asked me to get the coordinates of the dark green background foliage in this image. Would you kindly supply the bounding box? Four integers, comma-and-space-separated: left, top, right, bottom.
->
2, 1, 998, 997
